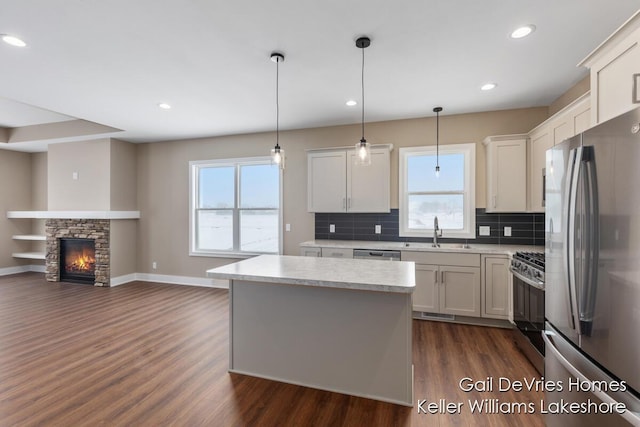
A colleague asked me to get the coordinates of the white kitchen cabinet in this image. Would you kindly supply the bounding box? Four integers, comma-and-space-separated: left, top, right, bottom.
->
403, 251, 480, 316
307, 146, 391, 213
527, 93, 591, 212
482, 256, 510, 320
579, 12, 640, 124
483, 135, 528, 213
413, 264, 439, 312
439, 266, 481, 317
527, 126, 552, 213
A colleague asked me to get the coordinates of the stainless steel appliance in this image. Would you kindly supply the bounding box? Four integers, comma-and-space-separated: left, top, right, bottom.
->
510, 251, 545, 374
545, 107, 640, 426
353, 249, 401, 261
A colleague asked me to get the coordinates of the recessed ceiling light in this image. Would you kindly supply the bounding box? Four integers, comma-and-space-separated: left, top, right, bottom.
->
481, 83, 497, 91
1, 34, 27, 47
158, 102, 171, 110
510, 25, 536, 39
346, 100, 357, 106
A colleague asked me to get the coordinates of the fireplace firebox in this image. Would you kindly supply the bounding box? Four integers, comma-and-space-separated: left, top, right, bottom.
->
59, 238, 96, 284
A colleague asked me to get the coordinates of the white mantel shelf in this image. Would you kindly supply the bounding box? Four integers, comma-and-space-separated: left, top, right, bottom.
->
7, 211, 141, 219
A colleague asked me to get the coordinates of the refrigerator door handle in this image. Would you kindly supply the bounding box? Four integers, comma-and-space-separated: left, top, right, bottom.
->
543, 331, 640, 425
566, 147, 582, 334
580, 147, 599, 336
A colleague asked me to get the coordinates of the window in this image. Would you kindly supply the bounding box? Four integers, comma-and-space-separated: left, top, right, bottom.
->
399, 143, 476, 238
190, 157, 282, 257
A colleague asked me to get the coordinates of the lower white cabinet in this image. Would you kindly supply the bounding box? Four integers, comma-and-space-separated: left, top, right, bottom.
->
404, 251, 481, 316
413, 265, 439, 312
482, 256, 510, 320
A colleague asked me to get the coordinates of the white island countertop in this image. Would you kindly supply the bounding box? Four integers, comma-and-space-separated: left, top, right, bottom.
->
206, 254, 415, 294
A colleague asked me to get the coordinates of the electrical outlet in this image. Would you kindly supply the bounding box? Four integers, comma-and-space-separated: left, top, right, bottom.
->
504, 226, 512, 237
152, 261, 157, 270
329, 224, 335, 233
479, 226, 491, 236
285, 223, 291, 232
375, 225, 381, 234
72, 172, 79, 180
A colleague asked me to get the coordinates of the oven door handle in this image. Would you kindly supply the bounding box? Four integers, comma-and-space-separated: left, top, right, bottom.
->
509, 267, 545, 290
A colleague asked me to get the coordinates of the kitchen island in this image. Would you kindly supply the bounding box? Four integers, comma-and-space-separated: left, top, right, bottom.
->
206, 254, 415, 406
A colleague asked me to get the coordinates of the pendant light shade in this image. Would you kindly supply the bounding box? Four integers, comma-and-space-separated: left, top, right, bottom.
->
270, 52, 285, 169
354, 37, 371, 166
433, 106, 443, 178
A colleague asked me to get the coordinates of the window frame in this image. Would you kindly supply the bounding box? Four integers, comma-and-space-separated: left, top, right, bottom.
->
398, 143, 476, 239
189, 157, 283, 258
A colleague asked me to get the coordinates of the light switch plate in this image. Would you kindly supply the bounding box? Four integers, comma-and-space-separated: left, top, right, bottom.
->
504, 226, 512, 237
72, 171, 79, 180
479, 226, 491, 236
329, 224, 335, 233
375, 225, 381, 234
285, 223, 291, 232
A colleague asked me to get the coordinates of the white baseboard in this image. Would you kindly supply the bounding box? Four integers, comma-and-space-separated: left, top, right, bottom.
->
0, 265, 45, 276
0, 267, 229, 289
110, 273, 137, 287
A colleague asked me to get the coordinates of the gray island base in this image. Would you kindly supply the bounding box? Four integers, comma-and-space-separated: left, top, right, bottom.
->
207, 255, 416, 406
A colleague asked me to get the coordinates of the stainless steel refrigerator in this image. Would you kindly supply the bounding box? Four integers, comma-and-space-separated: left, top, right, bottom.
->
545, 106, 640, 426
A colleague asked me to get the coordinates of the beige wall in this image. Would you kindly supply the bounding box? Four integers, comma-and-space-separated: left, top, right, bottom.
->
110, 220, 138, 277
135, 107, 547, 276
48, 138, 111, 210
47, 138, 137, 211
0, 150, 33, 268
110, 139, 137, 210
549, 75, 590, 116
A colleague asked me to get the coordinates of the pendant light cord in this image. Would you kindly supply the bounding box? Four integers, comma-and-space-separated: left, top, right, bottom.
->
361, 45, 365, 141
276, 58, 280, 149
436, 109, 439, 167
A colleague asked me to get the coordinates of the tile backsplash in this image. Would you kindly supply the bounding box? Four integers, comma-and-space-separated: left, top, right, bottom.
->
315, 209, 544, 246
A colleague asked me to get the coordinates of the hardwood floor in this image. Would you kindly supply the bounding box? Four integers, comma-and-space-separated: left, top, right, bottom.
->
0, 273, 544, 426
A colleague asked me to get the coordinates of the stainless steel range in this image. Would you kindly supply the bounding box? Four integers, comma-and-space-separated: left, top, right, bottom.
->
510, 251, 545, 374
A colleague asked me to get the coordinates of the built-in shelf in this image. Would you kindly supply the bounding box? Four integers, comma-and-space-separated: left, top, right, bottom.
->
7, 211, 140, 219
12, 252, 46, 260
12, 234, 46, 241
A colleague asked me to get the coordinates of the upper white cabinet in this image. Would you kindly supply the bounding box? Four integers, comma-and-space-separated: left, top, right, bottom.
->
483, 135, 528, 213
579, 11, 640, 124
527, 94, 591, 212
307, 145, 391, 213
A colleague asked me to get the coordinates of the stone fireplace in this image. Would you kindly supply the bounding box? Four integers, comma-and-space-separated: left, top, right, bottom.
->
46, 219, 110, 286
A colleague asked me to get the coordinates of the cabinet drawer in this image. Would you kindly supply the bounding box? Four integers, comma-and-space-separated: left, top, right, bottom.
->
321, 248, 354, 258
401, 251, 480, 267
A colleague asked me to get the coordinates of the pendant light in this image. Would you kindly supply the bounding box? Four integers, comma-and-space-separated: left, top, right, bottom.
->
270, 52, 285, 169
354, 37, 371, 166
433, 106, 443, 178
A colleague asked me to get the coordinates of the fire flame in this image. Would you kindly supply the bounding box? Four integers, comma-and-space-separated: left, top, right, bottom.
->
65, 249, 96, 273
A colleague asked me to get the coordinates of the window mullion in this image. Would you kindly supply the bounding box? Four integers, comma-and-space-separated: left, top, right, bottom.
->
234, 165, 241, 252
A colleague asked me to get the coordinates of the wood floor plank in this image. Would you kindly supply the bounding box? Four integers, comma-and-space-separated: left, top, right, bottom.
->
0, 273, 544, 426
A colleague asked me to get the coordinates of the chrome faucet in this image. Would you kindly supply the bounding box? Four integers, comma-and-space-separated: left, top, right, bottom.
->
433, 216, 442, 247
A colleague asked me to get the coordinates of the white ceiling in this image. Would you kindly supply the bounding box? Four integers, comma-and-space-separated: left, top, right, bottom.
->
0, 1, 639, 152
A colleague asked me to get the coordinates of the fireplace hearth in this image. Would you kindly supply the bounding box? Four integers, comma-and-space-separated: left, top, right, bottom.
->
60, 238, 96, 284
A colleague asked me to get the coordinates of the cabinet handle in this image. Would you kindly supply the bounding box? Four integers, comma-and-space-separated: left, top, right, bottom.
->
634, 73, 640, 104
493, 195, 497, 208
343, 198, 346, 209
441, 271, 445, 285
348, 198, 351, 209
